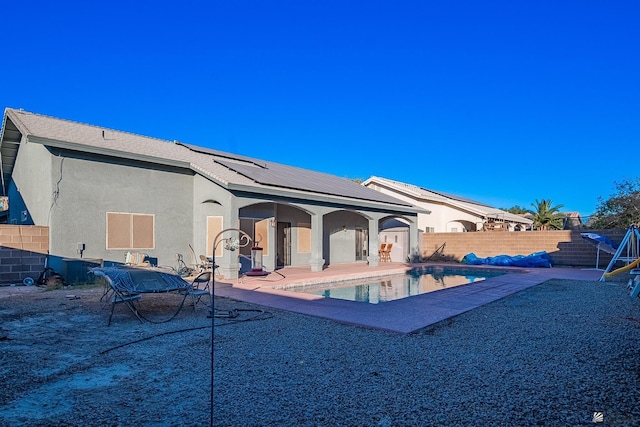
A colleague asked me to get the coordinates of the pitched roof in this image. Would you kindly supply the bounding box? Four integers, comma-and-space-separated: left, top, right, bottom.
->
1, 108, 418, 211
181, 143, 413, 206
363, 176, 533, 224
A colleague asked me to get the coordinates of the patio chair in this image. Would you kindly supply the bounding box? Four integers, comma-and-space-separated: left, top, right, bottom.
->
199, 255, 213, 271
381, 243, 393, 262
176, 253, 195, 277
378, 244, 387, 260
180, 270, 212, 313
124, 251, 151, 267
188, 244, 202, 272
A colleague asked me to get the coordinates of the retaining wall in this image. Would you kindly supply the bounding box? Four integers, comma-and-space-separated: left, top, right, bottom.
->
422, 229, 628, 268
0, 225, 49, 285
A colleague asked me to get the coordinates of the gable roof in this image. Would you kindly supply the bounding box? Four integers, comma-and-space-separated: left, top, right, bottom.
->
363, 176, 533, 225
1, 108, 419, 212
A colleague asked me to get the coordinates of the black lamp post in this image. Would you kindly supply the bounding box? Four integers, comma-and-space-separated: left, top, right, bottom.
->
210, 228, 252, 427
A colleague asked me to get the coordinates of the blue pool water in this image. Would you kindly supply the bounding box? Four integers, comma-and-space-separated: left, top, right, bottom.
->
288, 267, 507, 304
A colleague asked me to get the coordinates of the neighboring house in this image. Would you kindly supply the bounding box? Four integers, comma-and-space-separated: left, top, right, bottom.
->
362, 176, 533, 234
0, 109, 425, 278
563, 212, 583, 230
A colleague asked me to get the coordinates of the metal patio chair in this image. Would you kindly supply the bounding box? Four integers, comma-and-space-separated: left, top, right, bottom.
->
176, 253, 195, 277
180, 270, 212, 313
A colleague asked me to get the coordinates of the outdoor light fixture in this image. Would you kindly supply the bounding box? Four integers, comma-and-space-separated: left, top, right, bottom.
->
224, 237, 240, 251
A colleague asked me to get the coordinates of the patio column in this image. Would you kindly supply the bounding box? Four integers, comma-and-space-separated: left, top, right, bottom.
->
367, 217, 380, 267
408, 217, 419, 262
218, 202, 241, 279
309, 212, 325, 272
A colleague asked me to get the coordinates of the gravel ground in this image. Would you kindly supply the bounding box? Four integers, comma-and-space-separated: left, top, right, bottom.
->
1, 277, 639, 426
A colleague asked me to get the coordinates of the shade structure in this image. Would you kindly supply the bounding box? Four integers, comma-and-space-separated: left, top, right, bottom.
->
581, 233, 618, 270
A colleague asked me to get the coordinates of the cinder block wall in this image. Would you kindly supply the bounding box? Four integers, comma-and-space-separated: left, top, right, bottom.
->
423, 229, 627, 267
0, 225, 49, 285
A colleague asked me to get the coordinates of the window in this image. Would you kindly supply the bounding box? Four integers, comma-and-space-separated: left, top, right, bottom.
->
298, 223, 311, 253
106, 212, 154, 250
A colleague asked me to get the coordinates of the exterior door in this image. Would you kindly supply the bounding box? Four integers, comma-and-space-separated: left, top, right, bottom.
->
355, 228, 368, 261
277, 222, 291, 267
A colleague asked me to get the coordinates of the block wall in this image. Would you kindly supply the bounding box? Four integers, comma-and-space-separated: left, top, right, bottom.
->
0, 225, 49, 285
422, 229, 627, 267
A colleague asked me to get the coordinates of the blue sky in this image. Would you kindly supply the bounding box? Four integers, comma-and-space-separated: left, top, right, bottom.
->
2, 1, 638, 216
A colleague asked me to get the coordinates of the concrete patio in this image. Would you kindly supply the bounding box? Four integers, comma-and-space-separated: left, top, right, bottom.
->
213, 262, 604, 333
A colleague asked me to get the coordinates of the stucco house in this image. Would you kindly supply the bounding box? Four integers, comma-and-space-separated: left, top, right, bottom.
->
0, 108, 425, 278
363, 176, 532, 234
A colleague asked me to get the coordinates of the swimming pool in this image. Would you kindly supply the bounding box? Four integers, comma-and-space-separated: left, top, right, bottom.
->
286, 266, 507, 304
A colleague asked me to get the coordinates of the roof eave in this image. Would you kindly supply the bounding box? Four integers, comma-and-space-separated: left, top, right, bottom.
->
364, 176, 426, 199
27, 135, 191, 169
366, 177, 531, 224
226, 182, 427, 214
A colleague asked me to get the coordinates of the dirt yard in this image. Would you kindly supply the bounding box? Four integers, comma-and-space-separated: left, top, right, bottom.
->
3, 277, 640, 426
0, 283, 233, 426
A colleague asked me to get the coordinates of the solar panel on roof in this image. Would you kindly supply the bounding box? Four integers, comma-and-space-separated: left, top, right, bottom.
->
212, 159, 412, 206
180, 143, 267, 168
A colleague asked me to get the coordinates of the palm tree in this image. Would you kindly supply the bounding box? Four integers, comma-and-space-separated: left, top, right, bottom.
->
531, 199, 565, 230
